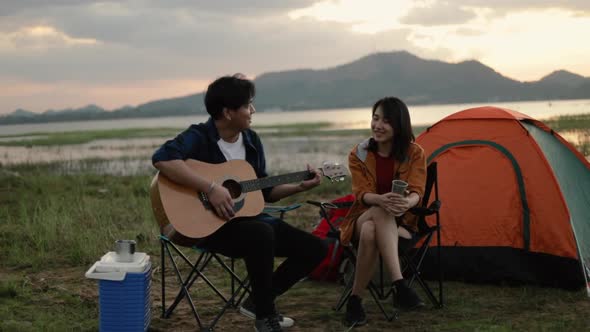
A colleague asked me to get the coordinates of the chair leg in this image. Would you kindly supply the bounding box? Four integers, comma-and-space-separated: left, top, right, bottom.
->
159, 238, 253, 331
367, 282, 398, 321
225, 257, 250, 307
335, 277, 353, 311
334, 256, 355, 311
161, 239, 203, 329
375, 256, 393, 300
334, 255, 398, 321
416, 272, 441, 308
401, 231, 443, 308
231, 258, 235, 306
192, 253, 252, 331
165, 251, 211, 317
161, 238, 166, 318
207, 274, 251, 329
404, 258, 440, 307
436, 215, 444, 308
210, 253, 252, 302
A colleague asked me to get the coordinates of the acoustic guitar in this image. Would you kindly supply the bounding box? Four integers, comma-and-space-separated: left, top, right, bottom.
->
150, 159, 347, 245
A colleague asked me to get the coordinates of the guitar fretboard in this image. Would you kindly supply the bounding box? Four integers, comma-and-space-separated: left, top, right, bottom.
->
240, 171, 313, 192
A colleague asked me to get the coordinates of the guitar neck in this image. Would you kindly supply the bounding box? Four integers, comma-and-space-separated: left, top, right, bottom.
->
240, 170, 313, 192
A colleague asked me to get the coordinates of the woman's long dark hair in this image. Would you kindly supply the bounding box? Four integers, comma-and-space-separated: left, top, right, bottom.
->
367, 97, 415, 162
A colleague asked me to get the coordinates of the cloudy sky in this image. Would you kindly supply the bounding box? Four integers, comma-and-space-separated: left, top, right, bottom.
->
1, 0, 589, 114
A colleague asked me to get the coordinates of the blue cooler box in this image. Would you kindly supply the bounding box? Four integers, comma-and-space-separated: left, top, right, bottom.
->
86, 252, 152, 332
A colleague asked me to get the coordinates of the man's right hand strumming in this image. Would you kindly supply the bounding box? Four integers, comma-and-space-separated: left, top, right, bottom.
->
208, 183, 235, 220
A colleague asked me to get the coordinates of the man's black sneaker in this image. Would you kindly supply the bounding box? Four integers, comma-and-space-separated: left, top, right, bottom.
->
255, 315, 283, 332
393, 280, 425, 310
344, 294, 367, 327
239, 296, 295, 328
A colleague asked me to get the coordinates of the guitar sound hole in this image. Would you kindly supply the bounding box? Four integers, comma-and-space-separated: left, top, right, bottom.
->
222, 179, 242, 199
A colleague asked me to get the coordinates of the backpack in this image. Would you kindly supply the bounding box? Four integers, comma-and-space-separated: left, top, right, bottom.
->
309, 194, 355, 282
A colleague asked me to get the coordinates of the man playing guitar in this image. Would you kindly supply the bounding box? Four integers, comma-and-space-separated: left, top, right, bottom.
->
152, 74, 328, 332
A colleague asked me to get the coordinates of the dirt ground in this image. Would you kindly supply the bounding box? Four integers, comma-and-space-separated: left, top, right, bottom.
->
7, 260, 431, 332
6, 251, 590, 332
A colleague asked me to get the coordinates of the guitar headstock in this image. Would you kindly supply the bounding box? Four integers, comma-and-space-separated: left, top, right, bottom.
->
320, 161, 348, 182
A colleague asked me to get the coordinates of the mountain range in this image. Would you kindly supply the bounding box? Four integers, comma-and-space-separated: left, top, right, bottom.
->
2, 51, 590, 125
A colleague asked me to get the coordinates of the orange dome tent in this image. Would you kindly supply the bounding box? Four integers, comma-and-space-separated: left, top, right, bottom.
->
416, 106, 590, 290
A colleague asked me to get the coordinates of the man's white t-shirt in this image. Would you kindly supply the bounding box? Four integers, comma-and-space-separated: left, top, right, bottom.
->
217, 132, 246, 161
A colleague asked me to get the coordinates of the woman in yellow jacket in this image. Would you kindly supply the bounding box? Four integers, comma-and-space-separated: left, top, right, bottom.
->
340, 97, 427, 326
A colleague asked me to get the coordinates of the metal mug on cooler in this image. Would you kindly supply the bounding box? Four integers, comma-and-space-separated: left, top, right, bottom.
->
115, 239, 136, 262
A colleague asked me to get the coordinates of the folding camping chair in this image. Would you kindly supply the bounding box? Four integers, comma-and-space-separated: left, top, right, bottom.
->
397, 161, 443, 308
157, 204, 302, 331
308, 200, 398, 321
159, 236, 250, 331
311, 161, 444, 321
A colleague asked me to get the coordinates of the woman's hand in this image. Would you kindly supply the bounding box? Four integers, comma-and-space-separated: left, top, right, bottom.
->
207, 184, 235, 220
389, 193, 412, 216
377, 192, 411, 217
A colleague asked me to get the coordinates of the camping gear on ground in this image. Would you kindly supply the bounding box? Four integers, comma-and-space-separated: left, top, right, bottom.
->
416, 106, 590, 291
308, 194, 355, 282
86, 250, 151, 332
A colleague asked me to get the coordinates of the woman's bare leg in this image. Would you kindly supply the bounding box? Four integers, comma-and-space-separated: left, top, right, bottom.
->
350, 213, 379, 296
350, 207, 413, 295
370, 208, 404, 281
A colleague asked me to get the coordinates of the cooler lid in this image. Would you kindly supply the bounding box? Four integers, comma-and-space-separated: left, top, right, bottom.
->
85, 252, 150, 281
95, 252, 150, 273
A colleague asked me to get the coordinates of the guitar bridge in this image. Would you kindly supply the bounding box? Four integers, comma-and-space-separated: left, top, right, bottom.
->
199, 192, 212, 210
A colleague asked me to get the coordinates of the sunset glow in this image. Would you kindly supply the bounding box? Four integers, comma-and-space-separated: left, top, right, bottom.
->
0, 1, 588, 114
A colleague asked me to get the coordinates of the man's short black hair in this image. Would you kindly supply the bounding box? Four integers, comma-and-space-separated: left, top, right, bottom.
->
204, 74, 256, 119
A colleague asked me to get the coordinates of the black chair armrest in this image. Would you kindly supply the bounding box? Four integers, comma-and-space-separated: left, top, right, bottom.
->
409, 206, 430, 216
307, 201, 343, 233
307, 200, 338, 209
430, 200, 442, 211
264, 203, 302, 219
263, 203, 302, 214
409, 200, 441, 216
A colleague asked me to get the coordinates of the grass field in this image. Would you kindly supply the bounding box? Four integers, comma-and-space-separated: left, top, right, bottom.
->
1, 114, 589, 331
544, 113, 590, 131
1, 164, 589, 331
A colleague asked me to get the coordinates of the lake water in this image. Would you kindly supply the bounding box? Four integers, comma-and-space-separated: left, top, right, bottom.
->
1, 99, 588, 174
1, 99, 589, 136
0, 135, 365, 175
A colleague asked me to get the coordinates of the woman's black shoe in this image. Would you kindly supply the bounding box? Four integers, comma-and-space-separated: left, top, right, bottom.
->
393, 280, 425, 310
344, 294, 368, 327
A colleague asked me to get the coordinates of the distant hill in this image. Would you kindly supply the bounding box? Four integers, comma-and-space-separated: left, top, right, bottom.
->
536, 70, 587, 87
2, 51, 590, 124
